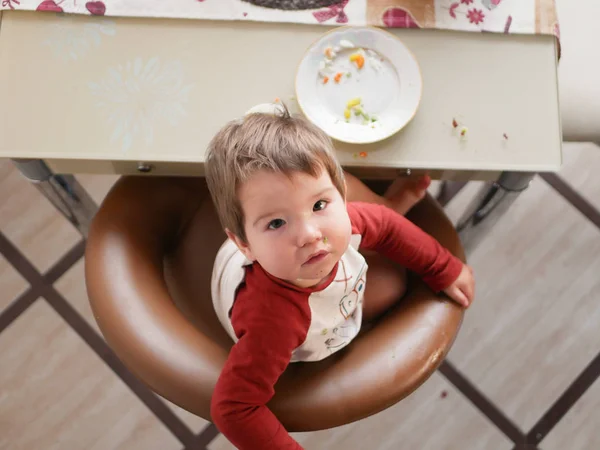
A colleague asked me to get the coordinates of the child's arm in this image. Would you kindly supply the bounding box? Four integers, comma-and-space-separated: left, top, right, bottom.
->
348, 202, 466, 295
211, 279, 310, 449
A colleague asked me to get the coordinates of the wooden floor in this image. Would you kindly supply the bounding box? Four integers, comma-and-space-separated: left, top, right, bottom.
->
1, 142, 599, 449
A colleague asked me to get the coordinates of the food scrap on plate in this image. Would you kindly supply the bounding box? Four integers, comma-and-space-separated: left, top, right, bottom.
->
318, 39, 387, 127
343, 97, 378, 126
319, 40, 384, 84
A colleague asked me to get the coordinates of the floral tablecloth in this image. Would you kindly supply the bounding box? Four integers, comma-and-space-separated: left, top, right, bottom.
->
1, 0, 559, 37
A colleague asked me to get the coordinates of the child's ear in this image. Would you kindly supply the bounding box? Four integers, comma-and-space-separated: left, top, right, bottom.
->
226, 229, 255, 261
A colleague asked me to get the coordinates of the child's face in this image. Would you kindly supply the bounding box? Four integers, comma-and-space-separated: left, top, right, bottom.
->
227, 168, 351, 288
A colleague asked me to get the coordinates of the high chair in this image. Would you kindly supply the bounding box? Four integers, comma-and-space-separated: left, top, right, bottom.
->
84, 175, 465, 431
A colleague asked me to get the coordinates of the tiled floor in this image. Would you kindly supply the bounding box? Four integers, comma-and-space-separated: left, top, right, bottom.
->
1, 142, 599, 449
0, 301, 180, 450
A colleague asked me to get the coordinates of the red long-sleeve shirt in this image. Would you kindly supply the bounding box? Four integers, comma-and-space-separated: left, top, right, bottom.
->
211, 202, 463, 449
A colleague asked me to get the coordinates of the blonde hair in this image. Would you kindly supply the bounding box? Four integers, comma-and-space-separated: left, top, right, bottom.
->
205, 105, 345, 242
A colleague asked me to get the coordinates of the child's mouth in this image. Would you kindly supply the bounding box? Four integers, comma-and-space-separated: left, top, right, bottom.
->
303, 250, 329, 266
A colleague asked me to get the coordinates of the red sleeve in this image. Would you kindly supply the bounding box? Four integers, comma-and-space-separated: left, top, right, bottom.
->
211, 265, 310, 450
348, 202, 463, 292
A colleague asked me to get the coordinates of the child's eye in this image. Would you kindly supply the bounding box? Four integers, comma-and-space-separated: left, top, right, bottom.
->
313, 200, 328, 212
268, 219, 286, 230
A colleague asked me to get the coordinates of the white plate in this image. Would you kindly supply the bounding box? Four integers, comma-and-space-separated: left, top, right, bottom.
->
295, 26, 422, 145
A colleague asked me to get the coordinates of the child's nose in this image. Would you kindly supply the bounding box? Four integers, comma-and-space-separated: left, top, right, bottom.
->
296, 220, 322, 247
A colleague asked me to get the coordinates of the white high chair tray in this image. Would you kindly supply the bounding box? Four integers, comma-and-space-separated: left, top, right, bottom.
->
0, 12, 561, 177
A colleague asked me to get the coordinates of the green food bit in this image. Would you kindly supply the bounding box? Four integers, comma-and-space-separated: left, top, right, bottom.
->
346, 72, 352, 78
371, 117, 378, 122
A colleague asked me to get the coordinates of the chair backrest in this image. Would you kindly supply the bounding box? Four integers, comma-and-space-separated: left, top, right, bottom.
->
85, 176, 465, 431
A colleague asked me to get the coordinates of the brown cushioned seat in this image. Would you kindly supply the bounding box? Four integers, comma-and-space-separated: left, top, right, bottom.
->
85, 175, 465, 432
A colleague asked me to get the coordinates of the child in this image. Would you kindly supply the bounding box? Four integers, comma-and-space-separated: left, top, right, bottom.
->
206, 104, 475, 449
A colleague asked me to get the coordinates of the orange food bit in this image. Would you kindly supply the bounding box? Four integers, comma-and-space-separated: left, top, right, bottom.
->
274, 97, 280, 103
324, 47, 334, 58
359, 151, 368, 158
350, 53, 365, 69
334, 72, 343, 83
323, 76, 329, 84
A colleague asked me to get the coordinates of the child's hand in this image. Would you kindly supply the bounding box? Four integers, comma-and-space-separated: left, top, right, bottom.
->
443, 265, 475, 307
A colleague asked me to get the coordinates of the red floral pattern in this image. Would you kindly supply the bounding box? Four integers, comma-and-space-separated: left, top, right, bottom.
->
466, 8, 485, 25
449, 2, 459, 19
0, 0, 558, 41
37, 0, 63, 12
85, 1, 106, 15
2, 0, 20, 9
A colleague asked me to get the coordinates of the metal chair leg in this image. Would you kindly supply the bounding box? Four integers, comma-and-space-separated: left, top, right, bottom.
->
457, 172, 535, 254
11, 159, 98, 238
